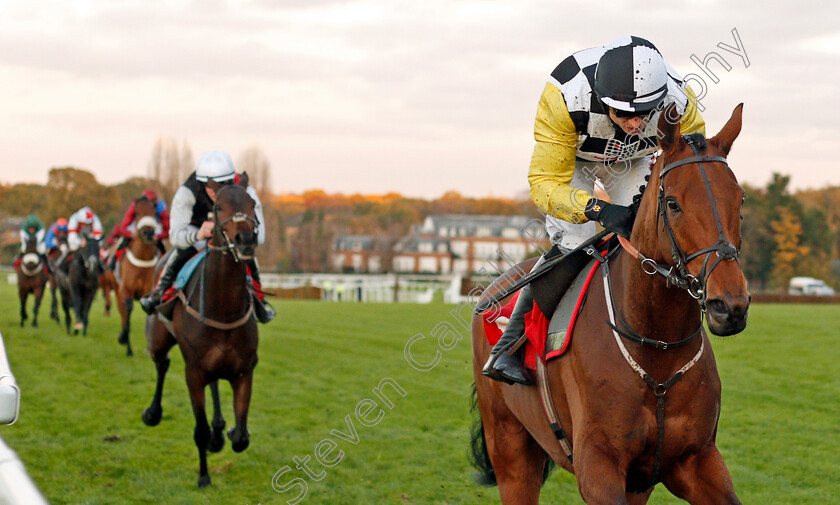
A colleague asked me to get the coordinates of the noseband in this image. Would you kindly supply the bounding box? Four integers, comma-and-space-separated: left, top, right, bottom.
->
208, 185, 259, 262
642, 135, 740, 310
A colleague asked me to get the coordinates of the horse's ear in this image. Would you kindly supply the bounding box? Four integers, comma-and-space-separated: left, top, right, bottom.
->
709, 103, 743, 156
238, 171, 250, 187
657, 102, 682, 153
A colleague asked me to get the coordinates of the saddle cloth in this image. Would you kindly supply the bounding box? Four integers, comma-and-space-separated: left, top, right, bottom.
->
483, 257, 603, 370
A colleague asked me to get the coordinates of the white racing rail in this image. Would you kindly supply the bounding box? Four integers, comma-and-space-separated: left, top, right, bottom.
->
0, 330, 49, 505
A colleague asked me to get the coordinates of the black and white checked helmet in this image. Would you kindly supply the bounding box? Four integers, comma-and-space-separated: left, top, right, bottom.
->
593, 36, 668, 114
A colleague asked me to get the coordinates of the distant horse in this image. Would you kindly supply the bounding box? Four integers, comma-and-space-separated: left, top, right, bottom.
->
99, 268, 118, 316
15, 235, 49, 327
46, 247, 65, 325
471, 105, 749, 504
58, 236, 104, 335
142, 183, 260, 487
116, 197, 160, 357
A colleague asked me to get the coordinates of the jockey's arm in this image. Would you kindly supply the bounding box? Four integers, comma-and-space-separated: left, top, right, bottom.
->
246, 186, 267, 245
91, 215, 103, 240
157, 207, 170, 241
527, 82, 591, 224
169, 186, 201, 249
118, 202, 137, 238
35, 228, 46, 254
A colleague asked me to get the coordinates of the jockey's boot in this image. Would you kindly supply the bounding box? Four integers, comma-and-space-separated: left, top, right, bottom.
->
139, 247, 195, 315
482, 283, 534, 385
108, 237, 129, 271
245, 258, 275, 324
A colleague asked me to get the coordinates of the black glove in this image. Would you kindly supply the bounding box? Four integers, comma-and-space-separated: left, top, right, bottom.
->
584, 198, 634, 238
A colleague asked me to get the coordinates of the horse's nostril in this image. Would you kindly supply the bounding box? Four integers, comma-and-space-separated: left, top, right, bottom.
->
706, 299, 727, 316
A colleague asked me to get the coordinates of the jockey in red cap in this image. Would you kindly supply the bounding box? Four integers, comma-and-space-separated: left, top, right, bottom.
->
106, 190, 171, 269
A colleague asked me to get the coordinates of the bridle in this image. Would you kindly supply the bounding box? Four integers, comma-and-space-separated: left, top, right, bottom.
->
207, 184, 259, 262
631, 134, 741, 311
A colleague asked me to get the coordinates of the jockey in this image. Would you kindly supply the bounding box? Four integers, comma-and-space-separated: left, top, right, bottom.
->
19, 214, 46, 255
57, 207, 103, 272
16, 214, 50, 273
139, 150, 274, 323
67, 207, 103, 251
45, 218, 69, 257
483, 36, 706, 385
106, 189, 170, 270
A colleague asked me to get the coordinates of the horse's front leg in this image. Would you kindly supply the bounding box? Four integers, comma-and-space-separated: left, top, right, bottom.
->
207, 380, 226, 453
574, 439, 634, 505
50, 280, 59, 324
227, 370, 253, 453
70, 287, 84, 334
118, 295, 134, 356
19, 291, 27, 327
663, 445, 741, 505
32, 287, 44, 328
141, 319, 175, 426
185, 369, 212, 487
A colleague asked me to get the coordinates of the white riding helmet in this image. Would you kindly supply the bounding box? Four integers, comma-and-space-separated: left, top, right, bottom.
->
195, 150, 236, 183
594, 36, 668, 114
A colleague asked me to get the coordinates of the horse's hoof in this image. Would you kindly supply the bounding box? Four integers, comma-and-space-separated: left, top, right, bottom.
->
228, 426, 250, 453
141, 407, 162, 426
32, 320, 38, 328
126, 348, 133, 357
208, 433, 225, 453
197, 474, 211, 488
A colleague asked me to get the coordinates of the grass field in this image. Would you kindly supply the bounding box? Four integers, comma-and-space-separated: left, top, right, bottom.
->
0, 280, 838, 505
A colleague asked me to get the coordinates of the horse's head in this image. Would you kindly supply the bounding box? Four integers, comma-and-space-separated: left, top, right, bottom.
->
21, 235, 42, 270
81, 237, 104, 276
211, 184, 259, 260
134, 196, 159, 244
633, 103, 749, 336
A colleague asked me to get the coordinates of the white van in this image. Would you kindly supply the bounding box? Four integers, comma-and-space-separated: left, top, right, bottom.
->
788, 277, 836, 296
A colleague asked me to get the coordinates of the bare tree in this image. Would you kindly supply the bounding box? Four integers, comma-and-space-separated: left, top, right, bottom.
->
146, 137, 194, 203
237, 145, 272, 201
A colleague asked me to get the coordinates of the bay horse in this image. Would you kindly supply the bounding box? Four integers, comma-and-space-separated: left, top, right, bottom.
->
58, 235, 104, 335
99, 267, 118, 316
471, 104, 749, 505
15, 235, 49, 327
116, 197, 160, 357
141, 183, 260, 488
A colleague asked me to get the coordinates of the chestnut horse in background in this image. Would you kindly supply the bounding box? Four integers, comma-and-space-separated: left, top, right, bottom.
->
16, 235, 49, 327
471, 104, 749, 505
116, 197, 160, 357
99, 268, 118, 316
141, 183, 260, 488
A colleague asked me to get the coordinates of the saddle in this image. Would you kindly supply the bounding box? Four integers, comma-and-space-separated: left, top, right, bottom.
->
483, 235, 618, 369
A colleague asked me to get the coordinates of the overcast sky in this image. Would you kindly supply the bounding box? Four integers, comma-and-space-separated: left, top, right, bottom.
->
0, 0, 837, 198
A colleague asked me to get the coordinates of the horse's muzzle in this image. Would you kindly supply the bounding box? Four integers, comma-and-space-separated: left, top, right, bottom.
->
234, 231, 257, 258
705, 293, 750, 336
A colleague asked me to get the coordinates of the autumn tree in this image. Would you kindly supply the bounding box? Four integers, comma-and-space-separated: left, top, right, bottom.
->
769, 207, 810, 289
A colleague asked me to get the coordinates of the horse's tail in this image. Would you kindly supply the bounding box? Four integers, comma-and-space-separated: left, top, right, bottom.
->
469, 383, 496, 486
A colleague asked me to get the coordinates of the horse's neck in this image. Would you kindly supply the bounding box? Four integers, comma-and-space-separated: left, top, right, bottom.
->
198, 248, 250, 315
611, 251, 702, 344
130, 235, 156, 260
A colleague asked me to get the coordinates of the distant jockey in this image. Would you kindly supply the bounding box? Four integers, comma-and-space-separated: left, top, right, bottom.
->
67, 207, 103, 251
15, 214, 50, 273
45, 218, 69, 257
106, 189, 170, 269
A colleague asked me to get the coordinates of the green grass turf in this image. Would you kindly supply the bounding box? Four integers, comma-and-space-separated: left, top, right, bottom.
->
0, 280, 838, 504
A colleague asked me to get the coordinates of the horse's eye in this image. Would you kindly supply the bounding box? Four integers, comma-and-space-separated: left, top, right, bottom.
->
214, 205, 222, 213
666, 198, 681, 213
